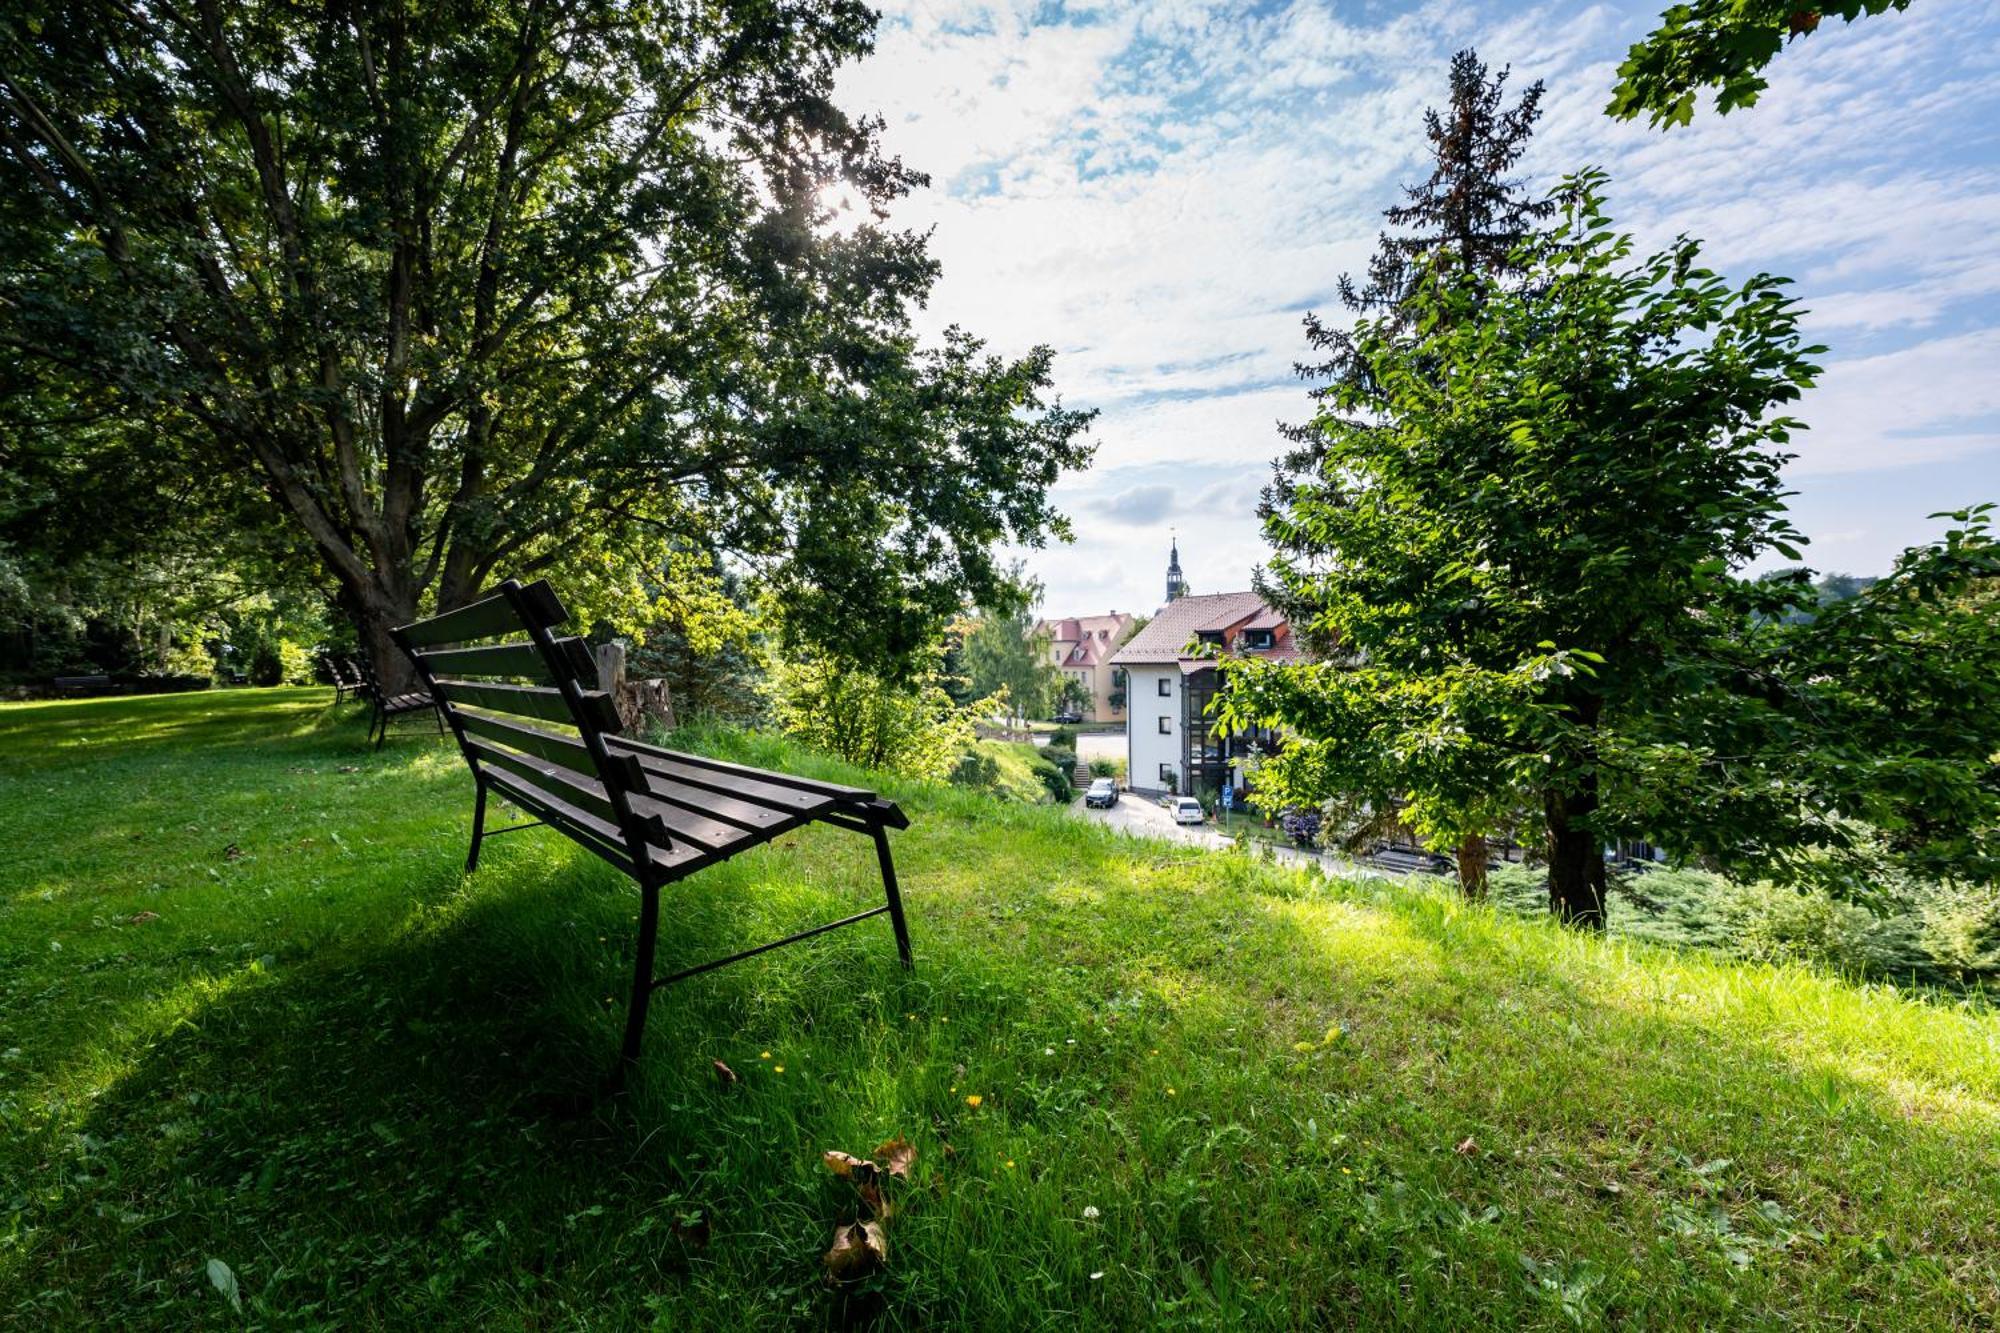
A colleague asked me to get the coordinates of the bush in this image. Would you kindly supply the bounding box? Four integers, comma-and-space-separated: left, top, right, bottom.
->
1042, 744, 1076, 781
950, 750, 1001, 790
767, 648, 978, 781
1920, 883, 2000, 979
1048, 725, 1078, 751
1088, 757, 1117, 779
1029, 753, 1072, 804
1281, 810, 1322, 849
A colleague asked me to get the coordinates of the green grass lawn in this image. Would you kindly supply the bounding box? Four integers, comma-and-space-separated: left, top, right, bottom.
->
3, 690, 1997, 1329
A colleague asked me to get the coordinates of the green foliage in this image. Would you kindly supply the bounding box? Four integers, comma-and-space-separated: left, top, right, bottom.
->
0, 0, 1092, 686
962, 581, 1059, 725
1232, 171, 1825, 922
766, 645, 978, 781
1609, 1, 1914, 128
1047, 725, 1079, 751
949, 749, 1001, 790
2, 690, 1997, 1326
1088, 757, 1118, 779
1921, 884, 2000, 980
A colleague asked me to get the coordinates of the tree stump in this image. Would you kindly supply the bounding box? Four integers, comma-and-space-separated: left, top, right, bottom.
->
595, 640, 677, 733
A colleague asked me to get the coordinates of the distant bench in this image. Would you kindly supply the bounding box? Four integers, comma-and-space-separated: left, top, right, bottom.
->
391, 579, 913, 1076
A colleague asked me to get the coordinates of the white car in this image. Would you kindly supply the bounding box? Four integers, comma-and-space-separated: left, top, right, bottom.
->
1172, 796, 1206, 825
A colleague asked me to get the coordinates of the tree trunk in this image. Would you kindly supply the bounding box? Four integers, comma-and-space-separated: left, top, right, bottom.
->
1456, 833, 1489, 901
1544, 781, 1606, 929
353, 593, 421, 697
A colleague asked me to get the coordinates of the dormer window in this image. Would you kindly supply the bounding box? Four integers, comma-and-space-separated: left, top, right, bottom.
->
1195, 630, 1225, 646
1243, 629, 1274, 650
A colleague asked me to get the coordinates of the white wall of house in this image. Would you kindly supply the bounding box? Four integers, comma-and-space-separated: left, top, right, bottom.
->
1124, 664, 1182, 793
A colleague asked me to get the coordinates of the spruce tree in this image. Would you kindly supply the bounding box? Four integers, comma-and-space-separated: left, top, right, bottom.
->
1267, 50, 1551, 899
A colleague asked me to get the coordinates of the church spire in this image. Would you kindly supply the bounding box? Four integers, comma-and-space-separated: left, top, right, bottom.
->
1165, 529, 1185, 603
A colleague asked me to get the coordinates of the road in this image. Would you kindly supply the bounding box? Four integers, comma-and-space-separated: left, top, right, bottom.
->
1070, 789, 1382, 879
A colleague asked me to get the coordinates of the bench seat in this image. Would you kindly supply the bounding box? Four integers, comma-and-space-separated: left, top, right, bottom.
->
391, 579, 912, 1079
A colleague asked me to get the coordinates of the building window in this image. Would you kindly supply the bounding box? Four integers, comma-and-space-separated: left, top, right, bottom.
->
1160, 764, 1175, 785
1157, 677, 1172, 697
1157, 716, 1172, 735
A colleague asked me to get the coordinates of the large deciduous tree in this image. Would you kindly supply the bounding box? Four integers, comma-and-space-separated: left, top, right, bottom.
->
1232, 174, 1825, 927
0, 0, 1092, 690
1278, 48, 1550, 898
1609, 0, 1915, 128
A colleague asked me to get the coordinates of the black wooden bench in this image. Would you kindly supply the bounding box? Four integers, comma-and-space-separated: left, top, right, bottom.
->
355, 651, 442, 748
323, 653, 365, 706
391, 579, 913, 1073
52, 674, 112, 696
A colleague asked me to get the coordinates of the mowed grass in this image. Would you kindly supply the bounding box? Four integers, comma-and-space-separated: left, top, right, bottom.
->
2, 690, 1997, 1330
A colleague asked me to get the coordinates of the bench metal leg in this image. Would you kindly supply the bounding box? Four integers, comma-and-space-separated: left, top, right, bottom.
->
873, 824, 914, 970
466, 779, 488, 874
618, 882, 663, 1077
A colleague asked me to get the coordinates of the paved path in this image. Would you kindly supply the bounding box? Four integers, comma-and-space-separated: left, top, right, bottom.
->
1069, 790, 1382, 880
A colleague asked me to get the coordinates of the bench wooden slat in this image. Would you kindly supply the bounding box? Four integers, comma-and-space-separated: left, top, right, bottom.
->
396, 580, 566, 648
438, 680, 618, 731
628, 790, 783, 850
457, 709, 595, 776
609, 734, 877, 801
468, 738, 619, 825
416, 637, 594, 682
631, 781, 796, 835
484, 768, 636, 874
622, 750, 838, 815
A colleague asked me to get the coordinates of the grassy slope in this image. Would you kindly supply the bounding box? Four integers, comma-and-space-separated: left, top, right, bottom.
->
0, 690, 1995, 1330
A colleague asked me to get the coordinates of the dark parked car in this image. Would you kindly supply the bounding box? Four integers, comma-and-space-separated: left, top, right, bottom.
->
1084, 777, 1119, 808
1052, 710, 1084, 724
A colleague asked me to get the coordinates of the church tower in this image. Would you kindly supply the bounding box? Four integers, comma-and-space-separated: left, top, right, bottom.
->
1165, 532, 1186, 603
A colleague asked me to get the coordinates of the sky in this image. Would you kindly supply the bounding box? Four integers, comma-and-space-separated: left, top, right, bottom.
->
833, 0, 2000, 618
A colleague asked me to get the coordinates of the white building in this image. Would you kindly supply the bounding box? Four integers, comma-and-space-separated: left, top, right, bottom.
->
1110, 583, 1297, 797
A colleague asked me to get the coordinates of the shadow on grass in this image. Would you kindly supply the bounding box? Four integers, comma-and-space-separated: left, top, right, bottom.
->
23, 838, 1990, 1327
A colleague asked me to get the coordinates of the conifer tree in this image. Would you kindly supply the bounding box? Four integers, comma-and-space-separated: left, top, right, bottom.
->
1268, 50, 1551, 899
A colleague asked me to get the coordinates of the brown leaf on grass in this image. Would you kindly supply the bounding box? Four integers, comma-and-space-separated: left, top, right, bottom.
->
712, 1059, 739, 1086
824, 1151, 878, 1185
1455, 1137, 1478, 1156
222, 843, 243, 861
129, 911, 160, 924
874, 1137, 916, 1179
822, 1220, 888, 1282
338, 765, 359, 773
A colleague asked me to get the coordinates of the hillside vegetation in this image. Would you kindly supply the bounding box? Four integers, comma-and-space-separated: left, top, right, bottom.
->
2, 690, 1996, 1328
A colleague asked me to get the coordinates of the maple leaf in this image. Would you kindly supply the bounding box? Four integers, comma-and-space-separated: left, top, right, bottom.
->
823, 1220, 888, 1282
874, 1136, 916, 1179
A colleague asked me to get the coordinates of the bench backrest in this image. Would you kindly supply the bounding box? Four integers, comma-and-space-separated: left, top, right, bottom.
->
391, 580, 671, 874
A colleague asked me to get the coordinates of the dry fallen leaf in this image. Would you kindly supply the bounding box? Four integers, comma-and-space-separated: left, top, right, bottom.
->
874, 1136, 916, 1179
1455, 1137, 1478, 1156
824, 1150, 878, 1184
823, 1220, 888, 1282
129, 911, 160, 924
712, 1059, 739, 1086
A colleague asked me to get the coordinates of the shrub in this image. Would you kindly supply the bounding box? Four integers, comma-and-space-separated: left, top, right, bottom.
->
1042, 744, 1076, 782
1920, 883, 2000, 979
1029, 752, 1072, 804
767, 648, 978, 780
1088, 757, 1117, 779
950, 750, 1001, 790
1281, 810, 1322, 849
1048, 725, 1078, 750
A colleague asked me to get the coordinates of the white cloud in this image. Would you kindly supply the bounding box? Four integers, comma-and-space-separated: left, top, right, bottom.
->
840, 0, 2000, 615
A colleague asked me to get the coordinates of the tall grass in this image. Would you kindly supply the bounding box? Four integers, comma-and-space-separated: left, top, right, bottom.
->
1, 690, 1995, 1328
